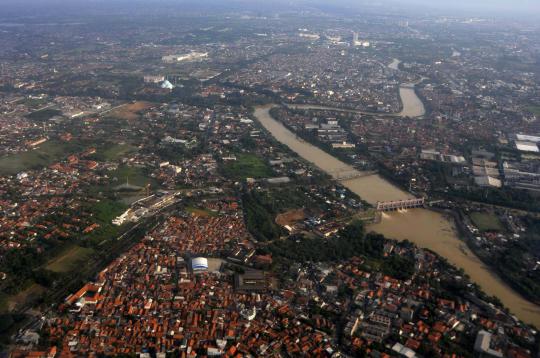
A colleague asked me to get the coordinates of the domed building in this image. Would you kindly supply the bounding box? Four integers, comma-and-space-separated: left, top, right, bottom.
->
161, 80, 175, 90
191, 257, 208, 272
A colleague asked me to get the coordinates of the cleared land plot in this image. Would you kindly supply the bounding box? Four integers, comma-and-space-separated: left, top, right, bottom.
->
470, 212, 505, 232
275, 208, 306, 227
107, 101, 154, 121
46, 245, 95, 273
221, 153, 273, 179
0, 140, 80, 175
6, 284, 46, 311
186, 206, 218, 217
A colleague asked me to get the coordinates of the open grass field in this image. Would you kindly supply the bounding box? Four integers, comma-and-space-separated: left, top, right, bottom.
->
102, 143, 137, 161
361, 256, 383, 271
0, 140, 81, 175
0, 293, 9, 314
221, 153, 273, 179
527, 105, 540, 116
83, 199, 128, 246
91, 143, 138, 162
46, 245, 95, 273
470, 212, 505, 232
109, 165, 156, 189
90, 199, 128, 223
20, 98, 50, 108
25, 108, 62, 122
107, 101, 154, 121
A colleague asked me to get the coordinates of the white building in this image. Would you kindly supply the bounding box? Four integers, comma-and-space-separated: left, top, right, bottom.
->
475, 176, 502, 188
161, 80, 175, 90
515, 140, 539, 153
474, 330, 504, 358
144, 75, 165, 83
515, 133, 540, 143
332, 142, 356, 149
162, 51, 208, 63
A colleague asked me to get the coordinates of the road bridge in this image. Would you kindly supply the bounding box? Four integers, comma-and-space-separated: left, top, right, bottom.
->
376, 197, 425, 211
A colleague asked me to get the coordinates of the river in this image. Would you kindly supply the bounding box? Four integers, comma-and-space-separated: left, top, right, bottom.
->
253, 104, 540, 326
285, 58, 425, 118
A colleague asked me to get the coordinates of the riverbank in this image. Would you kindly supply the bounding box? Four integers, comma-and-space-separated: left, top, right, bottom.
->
253, 104, 540, 327
452, 208, 540, 306
283, 81, 426, 119
281, 59, 426, 119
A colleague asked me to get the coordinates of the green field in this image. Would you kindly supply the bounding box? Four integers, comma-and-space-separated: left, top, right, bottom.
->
361, 256, 383, 271
90, 199, 128, 223
221, 153, 273, 179
0, 293, 8, 314
527, 106, 540, 116
0, 140, 80, 175
20, 98, 50, 108
109, 165, 155, 189
46, 245, 95, 273
82, 199, 128, 246
98, 143, 138, 162
470, 212, 505, 232
25, 108, 62, 121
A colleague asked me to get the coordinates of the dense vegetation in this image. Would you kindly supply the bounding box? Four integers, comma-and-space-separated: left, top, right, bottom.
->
265, 221, 416, 281
496, 216, 540, 303
448, 187, 540, 213
242, 190, 284, 242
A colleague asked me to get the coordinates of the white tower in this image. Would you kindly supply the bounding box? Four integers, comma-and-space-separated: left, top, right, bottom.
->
352, 32, 359, 46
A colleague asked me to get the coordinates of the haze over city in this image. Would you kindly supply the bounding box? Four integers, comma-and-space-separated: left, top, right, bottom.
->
2, 0, 540, 17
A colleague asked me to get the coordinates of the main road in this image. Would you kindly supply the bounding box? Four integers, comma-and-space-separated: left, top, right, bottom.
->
253, 104, 540, 327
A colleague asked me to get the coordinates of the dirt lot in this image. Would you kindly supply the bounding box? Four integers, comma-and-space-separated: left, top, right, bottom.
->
275, 208, 306, 227
108, 101, 154, 121
46, 245, 95, 273
7, 284, 46, 311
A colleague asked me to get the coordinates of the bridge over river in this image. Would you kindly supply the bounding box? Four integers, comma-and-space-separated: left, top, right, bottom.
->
253, 104, 540, 326
376, 198, 425, 211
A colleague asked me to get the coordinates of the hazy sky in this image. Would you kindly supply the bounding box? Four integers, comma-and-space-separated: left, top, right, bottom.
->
383, 0, 540, 13
2, 0, 540, 18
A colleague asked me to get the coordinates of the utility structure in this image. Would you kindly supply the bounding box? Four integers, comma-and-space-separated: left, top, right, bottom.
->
328, 168, 378, 181
376, 198, 425, 211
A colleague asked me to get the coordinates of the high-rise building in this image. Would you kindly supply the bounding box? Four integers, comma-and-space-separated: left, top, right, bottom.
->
352, 32, 359, 46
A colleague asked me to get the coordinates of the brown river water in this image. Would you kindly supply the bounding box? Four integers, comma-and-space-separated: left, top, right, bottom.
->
253, 105, 540, 326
